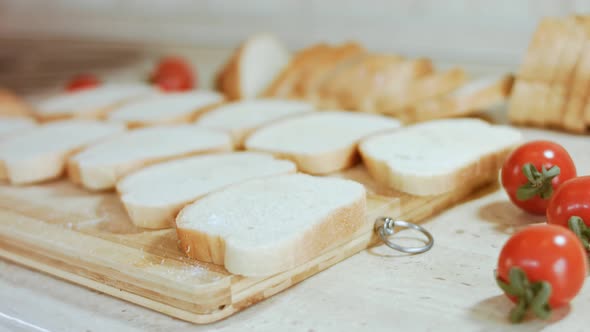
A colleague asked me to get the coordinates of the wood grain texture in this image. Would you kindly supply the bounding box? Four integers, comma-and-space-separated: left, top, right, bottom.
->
0, 166, 489, 324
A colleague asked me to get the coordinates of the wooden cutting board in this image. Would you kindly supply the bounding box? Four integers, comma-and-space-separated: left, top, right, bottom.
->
0, 166, 492, 324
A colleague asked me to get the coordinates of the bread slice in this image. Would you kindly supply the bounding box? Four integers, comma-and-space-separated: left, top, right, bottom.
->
117, 152, 296, 229
194, 99, 314, 148
68, 126, 233, 190
376, 68, 467, 115
397, 74, 514, 123
539, 17, 583, 128
564, 16, 590, 132
0, 120, 125, 184
0, 89, 33, 117
106, 90, 224, 128
218, 34, 291, 99
524, 18, 567, 127
245, 111, 401, 174
176, 173, 366, 276
263, 44, 329, 98
35, 84, 155, 121
359, 118, 522, 196
0, 117, 37, 139
508, 18, 559, 124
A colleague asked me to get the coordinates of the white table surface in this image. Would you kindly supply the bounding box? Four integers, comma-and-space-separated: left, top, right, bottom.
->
1, 42, 590, 332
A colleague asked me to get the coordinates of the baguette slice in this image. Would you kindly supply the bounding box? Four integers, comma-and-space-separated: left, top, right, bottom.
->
245, 111, 401, 174
106, 91, 224, 127
359, 119, 522, 196
117, 152, 296, 229
0, 120, 125, 184
68, 126, 233, 190
218, 34, 290, 99
35, 84, 156, 121
195, 99, 314, 147
176, 173, 366, 276
0, 89, 33, 117
397, 75, 514, 123
0, 117, 37, 139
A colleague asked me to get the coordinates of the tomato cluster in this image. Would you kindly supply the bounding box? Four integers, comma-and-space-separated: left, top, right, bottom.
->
497, 140, 589, 323
63, 56, 197, 93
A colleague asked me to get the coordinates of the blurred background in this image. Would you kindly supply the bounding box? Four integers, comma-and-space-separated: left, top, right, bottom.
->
0, 0, 588, 94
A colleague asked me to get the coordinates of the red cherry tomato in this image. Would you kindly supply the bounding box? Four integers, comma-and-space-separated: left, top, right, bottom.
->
66, 74, 101, 92
501, 141, 576, 215
150, 56, 195, 92
497, 225, 587, 322
547, 176, 590, 249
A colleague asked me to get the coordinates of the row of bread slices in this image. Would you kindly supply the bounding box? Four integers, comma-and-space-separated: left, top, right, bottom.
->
0, 87, 522, 277
214, 34, 514, 123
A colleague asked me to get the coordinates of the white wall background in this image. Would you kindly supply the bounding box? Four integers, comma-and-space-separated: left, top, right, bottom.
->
0, 0, 589, 65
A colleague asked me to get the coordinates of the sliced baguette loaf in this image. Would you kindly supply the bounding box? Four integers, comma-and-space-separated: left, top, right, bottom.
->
0, 117, 37, 139
0, 120, 125, 184
217, 34, 290, 99
176, 173, 366, 276
376, 68, 467, 115
397, 75, 514, 123
195, 99, 314, 147
117, 152, 296, 229
316, 54, 410, 110
106, 91, 224, 127
68, 126, 233, 190
35, 84, 155, 121
263, 44, 329, 98
359, 118, 522, 196
245, 111, 401, 174
291, 42, 365, 98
